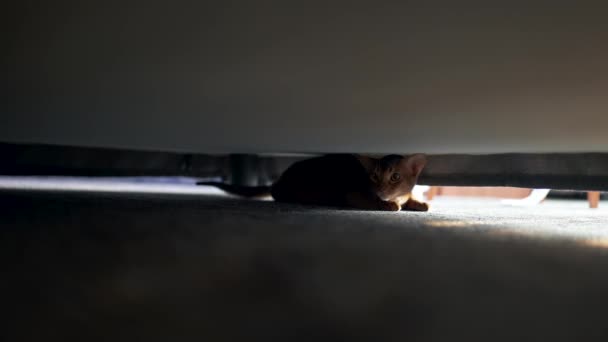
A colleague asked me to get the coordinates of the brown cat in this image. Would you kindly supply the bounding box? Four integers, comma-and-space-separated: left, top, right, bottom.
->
198, 154, 428, 211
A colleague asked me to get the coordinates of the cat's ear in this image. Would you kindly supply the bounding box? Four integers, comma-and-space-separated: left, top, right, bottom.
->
355, 155, 378, 173
404, 154, 427, 178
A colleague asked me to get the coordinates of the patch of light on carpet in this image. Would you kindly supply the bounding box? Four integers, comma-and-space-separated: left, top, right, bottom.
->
426, 220, 473, 228
580, 238, 608, 249
0, 176, 226, 195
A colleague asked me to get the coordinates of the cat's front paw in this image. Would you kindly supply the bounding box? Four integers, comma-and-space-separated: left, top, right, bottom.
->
381, 201, 401, 212
405, 200, 429, 212
417, 202, 430, 212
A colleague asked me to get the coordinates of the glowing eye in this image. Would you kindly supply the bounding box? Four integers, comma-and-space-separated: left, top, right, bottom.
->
390, 172, 401, 182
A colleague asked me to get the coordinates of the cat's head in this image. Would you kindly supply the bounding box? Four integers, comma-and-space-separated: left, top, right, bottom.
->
359, 154, 427, 201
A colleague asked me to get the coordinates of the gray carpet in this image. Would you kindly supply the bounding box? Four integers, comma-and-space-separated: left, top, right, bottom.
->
3, 181, 608, 341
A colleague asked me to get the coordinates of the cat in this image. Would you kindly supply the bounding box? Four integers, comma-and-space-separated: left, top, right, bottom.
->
198, 154, 429, 211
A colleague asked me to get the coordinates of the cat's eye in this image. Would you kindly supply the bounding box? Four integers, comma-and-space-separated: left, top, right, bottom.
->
390, 172, 401, 182
371, 174, 379, 183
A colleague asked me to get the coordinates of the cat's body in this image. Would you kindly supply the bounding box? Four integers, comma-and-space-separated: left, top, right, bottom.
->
199, 154, 428, 211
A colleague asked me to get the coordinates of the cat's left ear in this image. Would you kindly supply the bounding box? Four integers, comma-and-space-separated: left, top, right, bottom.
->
355, 155, 378, 173
404, 154, 427, 178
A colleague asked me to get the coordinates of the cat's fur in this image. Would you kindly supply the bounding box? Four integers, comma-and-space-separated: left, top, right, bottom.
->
198, 154, 428, 211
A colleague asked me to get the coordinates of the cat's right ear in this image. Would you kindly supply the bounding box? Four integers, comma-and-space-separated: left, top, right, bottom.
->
355, 155, 378, 173
404, 153, 427, 178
